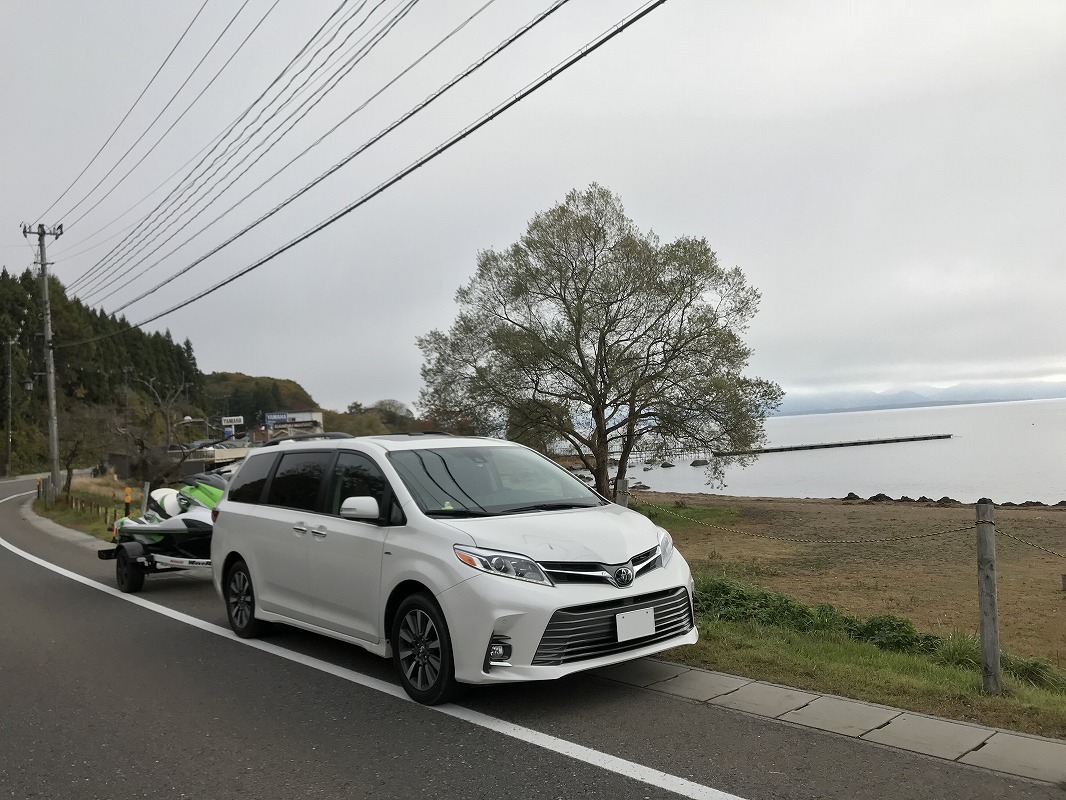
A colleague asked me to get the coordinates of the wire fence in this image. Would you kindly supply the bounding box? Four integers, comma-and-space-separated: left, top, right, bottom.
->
631, 495, 977, 545
628, 489, 1066, 693
995, 528, 1066, 560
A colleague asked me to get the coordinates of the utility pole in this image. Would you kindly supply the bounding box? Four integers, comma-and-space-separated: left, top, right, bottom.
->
5, 338, 13, 477
23, 223, 62, 496
122, 365, 132, 475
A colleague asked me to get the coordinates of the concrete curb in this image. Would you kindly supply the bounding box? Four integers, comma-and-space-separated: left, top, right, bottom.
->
593, 658, 1066, 785
20, 497, 114, 552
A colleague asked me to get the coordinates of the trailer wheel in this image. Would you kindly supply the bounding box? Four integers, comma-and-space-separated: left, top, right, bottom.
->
116, 546, 145, 593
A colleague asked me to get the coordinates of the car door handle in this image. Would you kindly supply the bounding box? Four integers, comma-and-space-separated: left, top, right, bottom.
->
292, 525, 307, 535
311, 530, 327, 539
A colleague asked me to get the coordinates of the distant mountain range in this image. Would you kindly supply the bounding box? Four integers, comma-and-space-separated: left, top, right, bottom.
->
775, 382, 1066, 416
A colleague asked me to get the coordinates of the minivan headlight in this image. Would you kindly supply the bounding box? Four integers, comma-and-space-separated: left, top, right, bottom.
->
454, 545, 553, 586
657, 527, 675, 566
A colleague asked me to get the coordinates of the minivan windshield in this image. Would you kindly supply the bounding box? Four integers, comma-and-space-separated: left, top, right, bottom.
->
388, 446, 606, 517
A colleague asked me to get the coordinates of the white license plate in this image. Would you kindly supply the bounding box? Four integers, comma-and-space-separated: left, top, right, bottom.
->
616, 607, 655, 642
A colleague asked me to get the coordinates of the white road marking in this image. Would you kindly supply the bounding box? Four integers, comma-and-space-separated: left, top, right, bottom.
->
0, 492, 745, 800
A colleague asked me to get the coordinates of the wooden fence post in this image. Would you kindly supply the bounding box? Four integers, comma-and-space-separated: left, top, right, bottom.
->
618, 478, 630, 507
976, 499, 1001, 694
141, 481, 150, 517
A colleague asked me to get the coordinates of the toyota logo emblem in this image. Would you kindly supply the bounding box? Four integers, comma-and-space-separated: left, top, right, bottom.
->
614, 567, 634, 586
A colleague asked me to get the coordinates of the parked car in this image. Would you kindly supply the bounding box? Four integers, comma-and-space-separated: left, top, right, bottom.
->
210, 433, 697, 704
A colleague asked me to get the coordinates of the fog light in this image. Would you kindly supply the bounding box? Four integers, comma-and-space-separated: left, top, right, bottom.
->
484, 635, 513, 671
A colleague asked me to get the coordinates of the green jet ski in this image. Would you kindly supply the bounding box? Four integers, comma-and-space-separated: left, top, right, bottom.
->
99, 471, 229, 593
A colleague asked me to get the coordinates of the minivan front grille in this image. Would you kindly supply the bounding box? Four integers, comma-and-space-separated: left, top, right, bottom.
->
532, 587, 693, 666
540, 545, 661, 586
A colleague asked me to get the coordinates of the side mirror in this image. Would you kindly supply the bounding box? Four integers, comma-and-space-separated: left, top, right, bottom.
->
340, 496, 380, 520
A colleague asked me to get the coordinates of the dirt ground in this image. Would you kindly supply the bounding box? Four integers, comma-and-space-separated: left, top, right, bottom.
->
635, 491, 1066, 667
71, 475, 141, 502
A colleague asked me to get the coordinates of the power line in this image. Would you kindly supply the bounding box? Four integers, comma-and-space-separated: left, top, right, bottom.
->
65, 0, 365, 291
64, 0, 355, 293
49, 0, 326, 260
92, 0, 514, 312
36, 0, 212, 223
99, 0, 558, 315
59, 0, 669, 349
79, 0, 417, 304
59, 2, 252, 226
67, 0, 672, 343
62, 0, 275, 231
68, 0, 387, 297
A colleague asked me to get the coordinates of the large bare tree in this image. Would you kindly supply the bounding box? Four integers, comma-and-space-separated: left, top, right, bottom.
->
418, 184, 782, 499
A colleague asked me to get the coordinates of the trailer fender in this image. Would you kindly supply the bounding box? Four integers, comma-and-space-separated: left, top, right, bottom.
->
118, 541, 148, 563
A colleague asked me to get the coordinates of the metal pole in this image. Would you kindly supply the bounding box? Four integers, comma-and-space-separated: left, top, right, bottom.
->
976, 499, 1001, 694
36, 225, 61, 495
122, 365, 132, 477
5, 338, 12, 477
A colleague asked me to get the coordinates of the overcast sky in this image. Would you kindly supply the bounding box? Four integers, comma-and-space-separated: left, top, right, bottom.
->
2, 0, 1063, 413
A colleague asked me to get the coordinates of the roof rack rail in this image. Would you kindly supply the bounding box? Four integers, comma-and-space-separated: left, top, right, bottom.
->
261, 432, 355, 447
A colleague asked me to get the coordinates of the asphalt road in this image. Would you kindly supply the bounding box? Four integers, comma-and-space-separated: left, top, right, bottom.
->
0, 479, 1059, 800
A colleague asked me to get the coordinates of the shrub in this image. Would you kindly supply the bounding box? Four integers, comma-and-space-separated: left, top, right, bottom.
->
932, 631, 981, 670
1003, 654, 1066, 692
856, 614, 924, 652
692, 572, 1066, 694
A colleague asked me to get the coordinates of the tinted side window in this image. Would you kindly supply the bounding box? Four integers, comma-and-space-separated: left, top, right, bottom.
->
266, 451, 332, 511
228, 455, 276, 505
327, 451, 387, 517
326, 451, 406, 525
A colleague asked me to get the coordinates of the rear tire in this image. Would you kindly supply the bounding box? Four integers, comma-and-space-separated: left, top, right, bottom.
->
391, 593, 461, 705
115, 546, 145, 593
224, 560, 268, 638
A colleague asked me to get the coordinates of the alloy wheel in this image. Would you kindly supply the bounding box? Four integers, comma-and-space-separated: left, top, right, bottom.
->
397, 608, 442, 692
228, 569, 254, 630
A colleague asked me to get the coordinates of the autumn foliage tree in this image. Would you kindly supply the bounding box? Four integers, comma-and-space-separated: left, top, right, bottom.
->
418, 184, 782, 499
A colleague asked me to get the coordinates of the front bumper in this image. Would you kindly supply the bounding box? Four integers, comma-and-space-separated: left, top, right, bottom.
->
437, 552, 698, 685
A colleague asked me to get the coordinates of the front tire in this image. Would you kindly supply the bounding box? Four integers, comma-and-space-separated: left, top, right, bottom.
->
391, 593, 461, 705
224, 560, 268, 638
115, 546, 145, 593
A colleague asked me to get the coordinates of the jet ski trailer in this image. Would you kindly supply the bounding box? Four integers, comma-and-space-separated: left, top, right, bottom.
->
97, 473, 225, 593
97, 505, 214, 593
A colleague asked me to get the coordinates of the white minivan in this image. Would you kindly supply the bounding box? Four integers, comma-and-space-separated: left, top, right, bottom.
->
211, 432, 698, 704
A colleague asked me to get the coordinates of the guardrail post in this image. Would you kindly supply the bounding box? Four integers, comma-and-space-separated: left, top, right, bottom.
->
976, 499, 1001, 694
141, 481, 150, 517
617, 477, 630, 507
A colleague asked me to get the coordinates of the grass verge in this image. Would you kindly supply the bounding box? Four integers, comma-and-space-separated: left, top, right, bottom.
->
32, 477, 143, 542
33, 494, 124, 541
665, 570, 1066, 739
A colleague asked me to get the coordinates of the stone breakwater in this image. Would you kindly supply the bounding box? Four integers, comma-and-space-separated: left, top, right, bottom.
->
843, 492, 1066, 507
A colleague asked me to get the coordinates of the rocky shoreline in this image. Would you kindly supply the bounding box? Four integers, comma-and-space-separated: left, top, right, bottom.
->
842, 492, 1066, 507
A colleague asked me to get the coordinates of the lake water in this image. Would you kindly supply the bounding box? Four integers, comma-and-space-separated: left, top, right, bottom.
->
629, 398, 1066, 504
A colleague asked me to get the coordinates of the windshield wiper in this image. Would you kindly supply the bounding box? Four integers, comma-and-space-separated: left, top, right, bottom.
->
424, 508, 493, 518
500, 502, 599, 515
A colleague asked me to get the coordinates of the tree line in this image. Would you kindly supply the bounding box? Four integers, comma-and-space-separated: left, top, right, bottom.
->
0, 267, 423, 483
